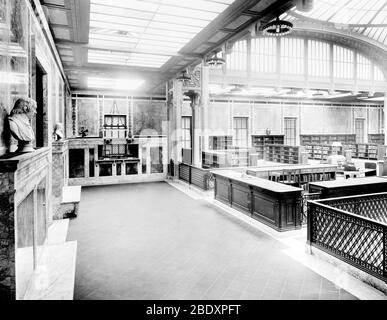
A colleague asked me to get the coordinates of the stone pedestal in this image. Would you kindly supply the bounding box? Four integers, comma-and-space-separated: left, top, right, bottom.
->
0, 148, 50, 300
52, 140, 69, 220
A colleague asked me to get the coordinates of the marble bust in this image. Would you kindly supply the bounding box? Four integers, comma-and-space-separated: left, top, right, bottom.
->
8, 98, 37, 153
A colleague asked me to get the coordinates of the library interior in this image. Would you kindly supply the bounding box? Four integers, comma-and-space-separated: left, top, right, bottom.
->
1, 0, 387, 300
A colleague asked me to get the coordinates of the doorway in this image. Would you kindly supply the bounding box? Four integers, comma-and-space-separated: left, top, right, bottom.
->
355, 118, 365, 143
284, 117, 297, 146
35, 62, 47, 148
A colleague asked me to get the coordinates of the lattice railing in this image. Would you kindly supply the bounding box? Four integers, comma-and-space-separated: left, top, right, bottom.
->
321, 193, 387, 224
308, 199, 387, 282
301, 192, 321, 225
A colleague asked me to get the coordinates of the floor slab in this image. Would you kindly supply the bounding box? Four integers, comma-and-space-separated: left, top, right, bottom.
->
68, 182, 357, 300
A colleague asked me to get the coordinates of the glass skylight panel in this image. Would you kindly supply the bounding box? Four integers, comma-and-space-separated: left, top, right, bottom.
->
88, 50, 171, 68
161, 0, 228, 12
152, 14, 210, 27
91, 4, 154, 20
90, 13, 150, 27
88, 77, 145, 90
92, 0, 159, 12
89, 0, 237, 67
157, 6, 218, 20
147, 21, 202, 34
90, 21, 147, 34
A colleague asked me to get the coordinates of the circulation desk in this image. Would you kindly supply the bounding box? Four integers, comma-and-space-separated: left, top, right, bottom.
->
212, 170, 303, 232
309, 177, 387, 199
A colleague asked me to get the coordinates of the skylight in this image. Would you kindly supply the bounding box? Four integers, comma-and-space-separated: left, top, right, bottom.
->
287, 0, 387, 46
88, 77, 145, 91
88, 0, 236, 68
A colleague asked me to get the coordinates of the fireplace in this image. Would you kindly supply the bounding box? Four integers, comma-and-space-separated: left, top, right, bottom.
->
0, 148, 50, 300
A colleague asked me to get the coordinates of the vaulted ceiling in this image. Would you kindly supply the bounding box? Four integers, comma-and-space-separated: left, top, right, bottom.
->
39, 0, 295, 95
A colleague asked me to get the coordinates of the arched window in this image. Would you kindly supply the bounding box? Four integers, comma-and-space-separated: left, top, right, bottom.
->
226, 39, 247, 71
251, 37, 276, 73
308, 40, 330, 77
357, 54, 372, 80
374, 65, 385, 81
280, 38, 304, 75
333, 45, 354, 79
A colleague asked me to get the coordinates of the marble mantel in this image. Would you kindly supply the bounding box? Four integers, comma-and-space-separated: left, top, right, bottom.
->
0, 147, 50, 300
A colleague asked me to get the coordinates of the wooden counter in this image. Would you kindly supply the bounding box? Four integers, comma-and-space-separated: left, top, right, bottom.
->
213, 170, 303, 232
309, 177, 387, 199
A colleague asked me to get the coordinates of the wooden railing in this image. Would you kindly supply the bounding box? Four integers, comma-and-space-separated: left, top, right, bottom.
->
178, 163, 213, 191
307, 193, 387, 283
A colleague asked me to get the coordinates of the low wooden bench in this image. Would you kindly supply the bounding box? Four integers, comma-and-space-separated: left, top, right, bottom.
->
61, 186, 81, 218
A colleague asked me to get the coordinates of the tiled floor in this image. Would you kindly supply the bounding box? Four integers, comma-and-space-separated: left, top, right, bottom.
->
67, 182, 357, 300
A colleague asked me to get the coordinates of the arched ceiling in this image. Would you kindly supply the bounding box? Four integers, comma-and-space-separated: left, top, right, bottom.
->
39, 0, 295, 95
283, 0, 387, 47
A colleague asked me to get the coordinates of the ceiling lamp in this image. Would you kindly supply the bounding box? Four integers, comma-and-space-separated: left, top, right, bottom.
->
262, 17, 293, 36
176, 69, 191, 81
206, 52, 226, 68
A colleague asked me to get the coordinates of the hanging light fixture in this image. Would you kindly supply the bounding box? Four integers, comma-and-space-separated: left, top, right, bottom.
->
262, 17, 293, 36
176, 69, 191, 81
205, 52, 226, 68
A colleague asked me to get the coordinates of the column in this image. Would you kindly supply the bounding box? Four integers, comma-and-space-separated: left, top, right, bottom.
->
201, 65, 210, 151
185, 90, 201, 167
385, 93, 387, 145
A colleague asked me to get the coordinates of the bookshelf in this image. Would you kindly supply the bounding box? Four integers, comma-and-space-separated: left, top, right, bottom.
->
264, 144, 301, 164
300, 134, 356, 145
368, 134, 385, 145
305, 143, 379, 160
209, 136, 233, 150
347, 143, 378, 160
304, 144, 342, 161
252, 135, 284, 159
202, 148, 250, 169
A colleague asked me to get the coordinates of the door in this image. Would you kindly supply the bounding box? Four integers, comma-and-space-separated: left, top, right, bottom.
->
355, 118, 365, 143
284, 118, 297, 146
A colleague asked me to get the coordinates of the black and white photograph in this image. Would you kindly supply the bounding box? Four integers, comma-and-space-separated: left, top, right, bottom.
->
1, 0, 387, 307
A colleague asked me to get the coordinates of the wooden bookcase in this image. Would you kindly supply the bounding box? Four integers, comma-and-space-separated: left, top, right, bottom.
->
202, 148, 251, 168
209, 136, 233, 150
264, 144, 301, 164
252, 135, 284, 159
305, 143, 379, 160
300, 134, 356, 145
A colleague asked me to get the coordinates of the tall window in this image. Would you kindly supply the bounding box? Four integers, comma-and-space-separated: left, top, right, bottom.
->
233, 117, 248, 147
226, 39, 247, 71
355, 118, 365, 143
251, 37, 277, 73
374, 65, 385, 81
284, 118, 297, 146
181, 116, 191, 149
357, 54, 372, 80
308, 40, 330, 77
333, 45, 354, 79
280, 38, 304, 75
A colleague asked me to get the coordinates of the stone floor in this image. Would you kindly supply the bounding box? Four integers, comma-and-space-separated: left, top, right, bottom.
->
67, 182, 357, 300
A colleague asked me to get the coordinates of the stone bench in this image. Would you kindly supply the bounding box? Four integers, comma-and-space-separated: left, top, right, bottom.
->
61, 186, 81, 218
